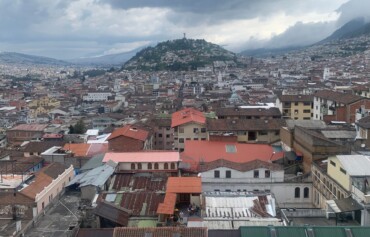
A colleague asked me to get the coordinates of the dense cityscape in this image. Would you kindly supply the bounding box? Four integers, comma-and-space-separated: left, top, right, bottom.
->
2, 1, 370, 237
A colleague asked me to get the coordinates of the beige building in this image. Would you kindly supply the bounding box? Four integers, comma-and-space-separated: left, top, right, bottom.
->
313, 155, 370, 225
171, 108, 207, 151
276, 95, 313, 120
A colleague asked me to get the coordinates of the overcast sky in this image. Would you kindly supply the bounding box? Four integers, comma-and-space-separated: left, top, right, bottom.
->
0, 0, 368, 59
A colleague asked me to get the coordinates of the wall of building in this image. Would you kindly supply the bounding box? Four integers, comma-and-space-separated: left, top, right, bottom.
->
81, 185, 98, 201
35, 165, 74, 215
174, 122, 207, 151
201, 167, 284, 183
327, 157, 351, 191
311, 163, 349, 209
119, 162, 178, 171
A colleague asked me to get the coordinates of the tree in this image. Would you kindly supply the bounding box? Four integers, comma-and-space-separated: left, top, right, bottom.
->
69, 119, 86, 134
68, 125, 75, 134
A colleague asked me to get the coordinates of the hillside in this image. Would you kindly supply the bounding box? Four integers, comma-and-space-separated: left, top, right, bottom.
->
321, 18, 369, 43
122, 38, 237, 71
0, 52, 70, 66
68, 50, 138, 66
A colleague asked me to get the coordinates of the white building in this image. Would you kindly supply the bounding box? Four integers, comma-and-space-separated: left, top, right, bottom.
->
83, 92, 113, 102
200, 159, 312, 208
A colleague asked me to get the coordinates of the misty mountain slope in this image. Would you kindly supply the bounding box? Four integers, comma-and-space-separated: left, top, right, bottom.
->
68, 50, 138, 66
0, 52, 70, 66
322, 18, 370, 42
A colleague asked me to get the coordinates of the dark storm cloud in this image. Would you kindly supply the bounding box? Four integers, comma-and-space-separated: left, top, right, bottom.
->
103, 0, 326, 24
336, 0, 370, 26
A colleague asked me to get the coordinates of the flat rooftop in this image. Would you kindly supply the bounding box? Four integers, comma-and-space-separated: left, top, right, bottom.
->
0, 174, 32, 189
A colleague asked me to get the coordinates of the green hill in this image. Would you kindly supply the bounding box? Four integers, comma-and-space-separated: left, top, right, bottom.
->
123, 38, 237, 71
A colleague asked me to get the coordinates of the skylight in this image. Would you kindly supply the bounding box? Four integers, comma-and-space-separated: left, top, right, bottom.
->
225, 144, 237, 153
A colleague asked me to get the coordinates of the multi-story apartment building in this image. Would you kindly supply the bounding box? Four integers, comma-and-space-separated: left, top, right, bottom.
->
216, 107, 281, 120
312, 155, 370, 225
171, 108, 207, 151
313, 90, 370, 123
207, 118, 285, 143
276, 95, 313, 120
151, 117, 174, 150
82, 91, 113, 102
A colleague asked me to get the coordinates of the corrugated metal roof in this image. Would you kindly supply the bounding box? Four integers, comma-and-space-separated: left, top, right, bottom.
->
321, 130, 356, 139
240, 227, 270, 237
336, 155, 370, 176
68, 162, 116, 188
350, 227, 370, 237
275, 227, 307, 237
313, 227, 347, 237
286, 120, 327, 129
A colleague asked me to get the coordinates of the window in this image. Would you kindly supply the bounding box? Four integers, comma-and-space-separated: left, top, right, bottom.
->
154, 163, 159, 170
225, 189, 231, 192
258, 131, 268, 136
254, 170, 259, 178
226, 170, 231, 178
148, 163, 152, 169
158, 133, 163, 137
186, 138, 191, 140
214, 189, 220, 192
303, 102, 311, 106
193, 128, 199, 133
304, 187, 309, 198
171, 163, 175, 169
275, 131, 280, 135
138, 163, 142, 170
265, 170, 270, 178
294, 102, 299, 106
131, 163, 136, 170
201, 128, 206, 133
166, 134, 170, 138
179, 138, 184, 143
295, 187, 300, 198
214, 170, 220, 178
164, 163, 169, 169
330, 160, 336, 167
179, 127, 184, 133
201, 138, 206, 141
294, 109, 299, 114
340, 167, 347, 174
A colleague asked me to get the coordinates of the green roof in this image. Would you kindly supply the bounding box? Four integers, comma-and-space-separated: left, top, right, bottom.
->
240, 227, 270, 237
275, 227, 307, 237
312, 227, 347, 237
351, 227, 370, 237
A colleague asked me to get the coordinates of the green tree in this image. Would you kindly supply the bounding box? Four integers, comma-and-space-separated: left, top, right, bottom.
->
70, 119, 86, 134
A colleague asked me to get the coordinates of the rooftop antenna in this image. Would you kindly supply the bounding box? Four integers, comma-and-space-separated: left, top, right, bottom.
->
183, 33, 186, 39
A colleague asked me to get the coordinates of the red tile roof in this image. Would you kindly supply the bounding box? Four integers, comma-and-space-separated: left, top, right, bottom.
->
166, 177, 202, 194
108, 125, 149, 141
113, 227, 208, 237
63, 143, 90, 157
171, 108, 206, 128
157, 193, 177, 215
181, 141, 283, 171
157, 177, 202, 215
